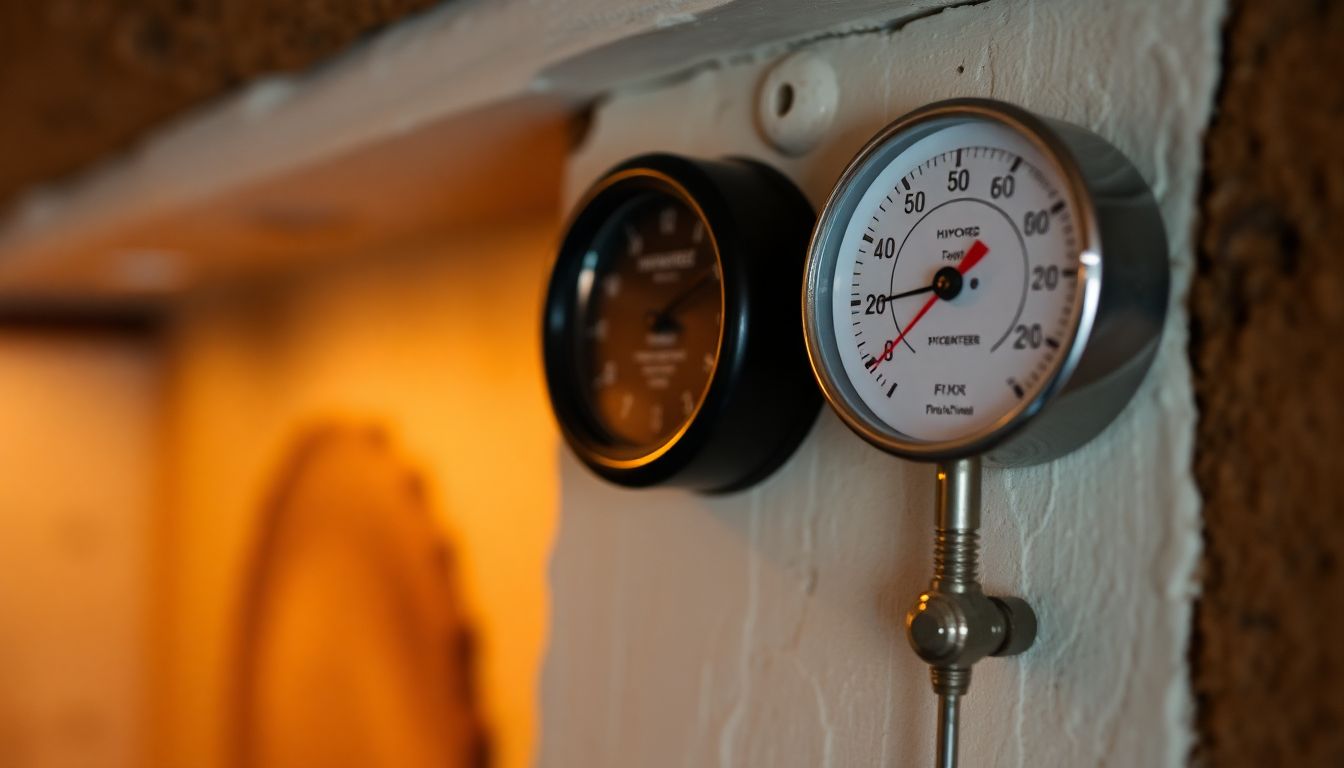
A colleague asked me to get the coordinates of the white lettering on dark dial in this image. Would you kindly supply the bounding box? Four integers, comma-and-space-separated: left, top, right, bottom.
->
579, 195, 723, 448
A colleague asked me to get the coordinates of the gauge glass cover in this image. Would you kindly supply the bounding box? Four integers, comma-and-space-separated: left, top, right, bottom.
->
818, 114, 1090, 450
573, 191, 723, 452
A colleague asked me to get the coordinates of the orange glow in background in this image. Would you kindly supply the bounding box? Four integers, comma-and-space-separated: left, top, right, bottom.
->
158, 219, 563, 768
0, 209, 564, 768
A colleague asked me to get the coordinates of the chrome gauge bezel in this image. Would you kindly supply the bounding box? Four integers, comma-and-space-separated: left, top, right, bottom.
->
802, 99, 1106, 462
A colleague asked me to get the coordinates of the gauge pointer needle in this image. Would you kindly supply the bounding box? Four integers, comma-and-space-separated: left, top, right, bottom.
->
650, 272, 715, 330
874, 239, 989, 370
884, 284, 937, 302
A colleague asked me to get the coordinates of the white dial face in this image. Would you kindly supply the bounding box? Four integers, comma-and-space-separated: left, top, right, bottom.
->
829, 118, 1086, 444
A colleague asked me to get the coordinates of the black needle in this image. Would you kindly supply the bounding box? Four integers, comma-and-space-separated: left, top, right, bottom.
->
884, 283, 936, 302
649, 271, 716, 330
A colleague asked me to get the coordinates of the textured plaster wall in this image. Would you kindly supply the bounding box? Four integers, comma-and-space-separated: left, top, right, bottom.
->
0, 0, 440, 206
1190, 0, 1344, 763
542, 0, 1223, 765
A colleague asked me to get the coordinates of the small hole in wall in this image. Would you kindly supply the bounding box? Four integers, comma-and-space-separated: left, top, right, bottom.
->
775, 82, 795, 117
957, 65, 965, 75
756, 53, 836, 155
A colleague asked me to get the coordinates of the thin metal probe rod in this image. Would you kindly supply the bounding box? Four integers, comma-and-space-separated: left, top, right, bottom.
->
930, 457, 980, 768
936, 692, 960, 768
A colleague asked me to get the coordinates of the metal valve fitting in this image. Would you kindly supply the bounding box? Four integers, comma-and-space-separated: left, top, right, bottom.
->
904, 457, 1038, 768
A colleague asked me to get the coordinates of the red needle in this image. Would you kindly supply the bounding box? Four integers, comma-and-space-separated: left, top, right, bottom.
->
957, 238, 990, 274
874, 239, 989, 370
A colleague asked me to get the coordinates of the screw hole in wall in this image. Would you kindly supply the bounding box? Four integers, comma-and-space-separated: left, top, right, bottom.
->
756, 51, 837, 157
775, 83, 795, 117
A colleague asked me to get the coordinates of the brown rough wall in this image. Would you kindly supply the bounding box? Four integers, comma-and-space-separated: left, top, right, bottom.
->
0, 0, 441, 208
1190, 0, 1344, 765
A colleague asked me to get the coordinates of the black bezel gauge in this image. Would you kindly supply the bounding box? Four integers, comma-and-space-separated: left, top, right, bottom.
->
544, 153, 820, 492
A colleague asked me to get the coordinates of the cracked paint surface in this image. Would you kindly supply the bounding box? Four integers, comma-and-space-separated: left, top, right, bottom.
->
542, 0, 1222, 764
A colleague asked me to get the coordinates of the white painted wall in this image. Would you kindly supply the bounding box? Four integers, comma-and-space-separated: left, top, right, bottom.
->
542, 0, 1222, 765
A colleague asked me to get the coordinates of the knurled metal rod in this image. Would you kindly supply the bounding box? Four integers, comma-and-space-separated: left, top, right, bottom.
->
935, 456, 981, 572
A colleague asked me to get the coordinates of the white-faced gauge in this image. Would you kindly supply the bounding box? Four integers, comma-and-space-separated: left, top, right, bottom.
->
802, 98, 1169, 768
545, 153, 819, 491
803, 98, 1168, 465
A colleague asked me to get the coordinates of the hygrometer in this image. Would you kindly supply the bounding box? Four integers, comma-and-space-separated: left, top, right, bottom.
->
803, 98, 1168, 466
802, 98, 1168, 767
544, 153, 819, 492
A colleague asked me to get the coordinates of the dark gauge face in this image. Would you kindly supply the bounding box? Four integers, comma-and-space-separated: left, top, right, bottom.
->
575, 193, 723, 449
544, 153, 819, 491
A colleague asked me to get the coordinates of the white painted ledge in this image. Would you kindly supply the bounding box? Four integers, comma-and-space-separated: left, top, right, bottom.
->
0, 0, 952, 303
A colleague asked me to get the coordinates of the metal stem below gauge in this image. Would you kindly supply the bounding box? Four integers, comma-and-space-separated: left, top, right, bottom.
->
906, 457, 1038, 767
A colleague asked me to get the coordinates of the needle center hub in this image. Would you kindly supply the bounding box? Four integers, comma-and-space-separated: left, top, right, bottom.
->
932, 266, 964, 301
